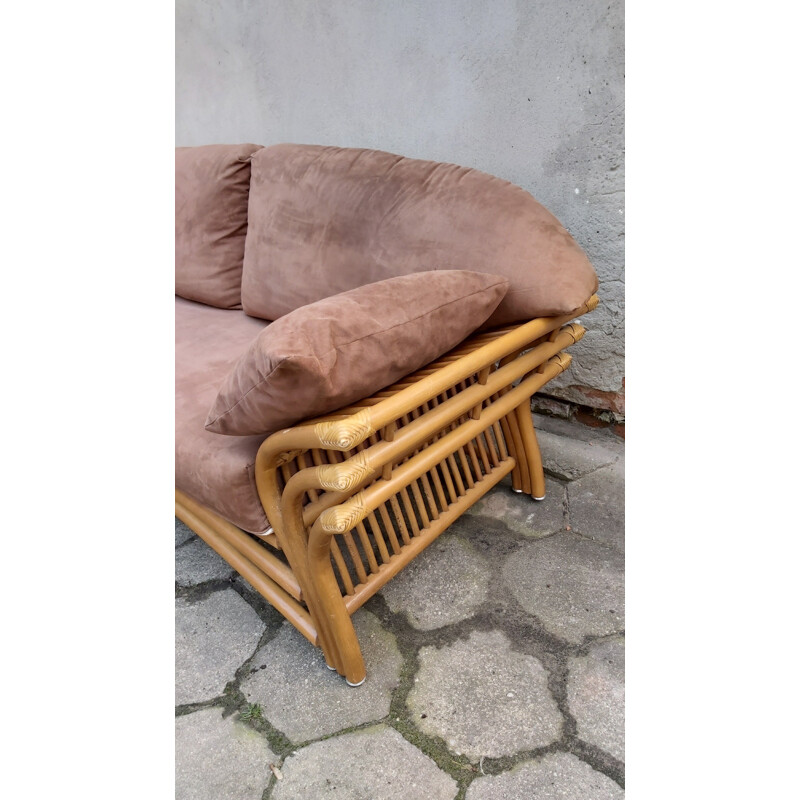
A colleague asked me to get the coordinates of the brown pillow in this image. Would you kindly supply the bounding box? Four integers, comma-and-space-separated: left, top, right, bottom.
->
241, 144, 597, 326
205, 271, 509, 436
175, 143, 262, 309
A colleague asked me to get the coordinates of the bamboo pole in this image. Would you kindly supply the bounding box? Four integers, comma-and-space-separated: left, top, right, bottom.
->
343, 459, 515, 613
176, 490, 302, 601
513, 402, 547, 499
307, 516, 367, 685
317, 354, 572, 537
254, 301, 594, 468
175, 497, 316, 645
281, 347, 575, 519
235, 304, 594, 679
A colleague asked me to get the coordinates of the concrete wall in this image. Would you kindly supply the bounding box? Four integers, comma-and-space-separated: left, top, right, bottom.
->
176, 0, 624, 415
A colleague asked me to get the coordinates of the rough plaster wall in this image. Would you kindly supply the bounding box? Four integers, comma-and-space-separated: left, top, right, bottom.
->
176, 0, 624, 412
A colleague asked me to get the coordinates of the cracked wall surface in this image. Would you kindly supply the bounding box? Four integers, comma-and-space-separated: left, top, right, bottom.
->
175, 0, 625, 412
175, 415, 625, 799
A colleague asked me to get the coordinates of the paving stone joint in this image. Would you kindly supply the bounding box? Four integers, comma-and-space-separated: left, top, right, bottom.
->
175, 424, 624, 799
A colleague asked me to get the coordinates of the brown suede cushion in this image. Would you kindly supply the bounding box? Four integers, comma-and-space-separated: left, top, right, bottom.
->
176, 143, 262, 309
206, 271, 509, 437
241, 144, 597, 326
175, 297, 271, 533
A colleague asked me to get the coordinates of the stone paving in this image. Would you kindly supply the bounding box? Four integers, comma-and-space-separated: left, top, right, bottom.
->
175, 414, 624, 799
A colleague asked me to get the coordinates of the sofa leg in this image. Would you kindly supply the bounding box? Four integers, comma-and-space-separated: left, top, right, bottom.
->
298, 573, 350, 677
497, 415, 522, 492
501, 410, 529, 493
319, 588, 366, 686
513, 402, 546, 500
307, 528, 367, 686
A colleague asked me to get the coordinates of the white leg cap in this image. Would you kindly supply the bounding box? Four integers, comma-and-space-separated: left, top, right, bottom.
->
346, 677, 366, 687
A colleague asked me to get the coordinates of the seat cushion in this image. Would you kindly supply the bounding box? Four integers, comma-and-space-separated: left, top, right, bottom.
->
205, 270, 508, 436
175, 297, 270, 533
175, 143, 262, 309
241, 144, 598, 326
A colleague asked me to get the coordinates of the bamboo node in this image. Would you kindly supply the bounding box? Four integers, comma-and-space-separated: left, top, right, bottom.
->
317, 452, 374, 491
315, 409, 374, 450
554, 352, 573, 372
564, 323, 586, 344
320, 493, 368, 533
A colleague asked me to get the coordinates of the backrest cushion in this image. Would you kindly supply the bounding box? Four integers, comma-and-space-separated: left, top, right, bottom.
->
205, 270, 509, 436
176, 143, 262, 309
241, 144, 597, 326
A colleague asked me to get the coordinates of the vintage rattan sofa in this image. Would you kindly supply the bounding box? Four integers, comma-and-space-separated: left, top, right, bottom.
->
175, 143, 598, 686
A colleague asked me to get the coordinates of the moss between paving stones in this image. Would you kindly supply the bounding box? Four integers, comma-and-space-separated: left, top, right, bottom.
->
177, 630, 623, 794
270, 726, 459, 800
380, 536, 492, 630
363, 594, 624, 794
364, 567, 625, 789
176, 707, 277, 800
386, 643, 481, 798
176, 589, 267, 706
176, 605, 295, 755
176, 471, 625, 796
502, 532, 624, 645
240, 611, 402, 743
465, 751, 624, 800
407, 630, 564, 760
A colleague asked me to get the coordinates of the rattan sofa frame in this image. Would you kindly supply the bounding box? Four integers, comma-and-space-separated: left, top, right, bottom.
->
175, 294, 598, 685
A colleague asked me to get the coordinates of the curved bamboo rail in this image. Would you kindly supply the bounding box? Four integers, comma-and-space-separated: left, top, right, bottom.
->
176, 294, 599, 684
